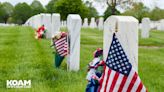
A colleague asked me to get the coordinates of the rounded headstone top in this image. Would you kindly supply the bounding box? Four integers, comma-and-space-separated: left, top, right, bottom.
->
142, 18, 150, 22
67, 14, 81, 20
108, 16, 139, 22
52, 13, 60, 16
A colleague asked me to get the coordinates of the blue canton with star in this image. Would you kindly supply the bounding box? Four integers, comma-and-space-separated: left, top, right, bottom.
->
106, 33, 132, 76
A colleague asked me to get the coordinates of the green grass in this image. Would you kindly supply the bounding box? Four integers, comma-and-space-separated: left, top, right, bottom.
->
139, 30, 164, 46
0, 27, 164, 92
139, 47, 164, 92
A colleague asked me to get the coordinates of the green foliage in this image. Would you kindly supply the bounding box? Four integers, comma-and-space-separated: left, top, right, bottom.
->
0, 3, 3, 22
104, 5, 120, 20
0, 2, 14, 23
149, 7, 164, 21
6, 17, 14, 23
54, 0, 89, 20
31, 0, 45, 15
83, 1, 98, 19
122, 2, 164, 22
95, 0, 134, 15
86, 7, 98, 20
46, 0, 59, 13
0, 0, 99, 24
122, 3, 149, 22
13, 3, 32, 24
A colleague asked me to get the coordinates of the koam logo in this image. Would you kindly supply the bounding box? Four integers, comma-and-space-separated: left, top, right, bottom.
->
6, 80, 31, 88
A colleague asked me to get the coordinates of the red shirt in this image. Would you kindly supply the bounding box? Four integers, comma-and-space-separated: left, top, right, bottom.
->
37, 26, 45, 32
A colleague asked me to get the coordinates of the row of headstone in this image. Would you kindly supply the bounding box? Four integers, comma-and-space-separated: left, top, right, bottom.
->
139, 18, 164, 33
157, 19, 164, 31
24, 13, 81, 71
25, 14, 140, 72
140, 18, 164, 38
24, 13, 60, 39
150, 21, 160, 30
82, 17, 104, 30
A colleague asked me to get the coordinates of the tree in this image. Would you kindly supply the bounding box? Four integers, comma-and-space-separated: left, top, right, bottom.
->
31, 0, 45, 15
149, 7, 164, 21
87, 7, 98, 19
7, 17, 14, 23
84, 1, 98, 19
94, 0, 134, 15
0, 3, 4, 22
122, 3, 149, 22
104, 5, 120, 20
122, 2, 164, 21
46, 0, 58, 13
13, 3, 32, 24
0, 2, 14, 23
54, 0, 89, 20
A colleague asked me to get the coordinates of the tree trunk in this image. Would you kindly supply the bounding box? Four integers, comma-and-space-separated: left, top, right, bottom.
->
112, 0, 117, 15
106, 0, 117, 15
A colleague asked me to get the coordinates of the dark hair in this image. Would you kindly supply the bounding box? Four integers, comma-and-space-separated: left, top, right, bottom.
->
94, 50, 103, 57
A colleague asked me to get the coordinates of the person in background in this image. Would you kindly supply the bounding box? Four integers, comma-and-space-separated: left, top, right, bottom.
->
86, 48, 105, 92
51, 32, 68, 68
35, 25, 46, 39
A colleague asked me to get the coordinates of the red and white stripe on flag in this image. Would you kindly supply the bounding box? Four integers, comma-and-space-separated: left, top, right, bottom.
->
55, 36, 68, 56
98, 66, 147, 92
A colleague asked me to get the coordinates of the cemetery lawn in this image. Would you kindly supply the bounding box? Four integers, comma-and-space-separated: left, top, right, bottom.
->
0, 26, 164, 92
139, 30, 164, 46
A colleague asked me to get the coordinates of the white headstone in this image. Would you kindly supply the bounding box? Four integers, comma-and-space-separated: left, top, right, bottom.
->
67, 14, 81, 71
141, 18, 151, 38
89, 17, 96, 28
63, 21, 67, 27
157, 19, 164, 31
98, 17, 104, 30
51, 13, 60, 37
61, 21, 63, 27
161, 20, 164, 31
38, 14, 43, 27
33, 14, 42, 29
83, 18, 88, 28
29, 17, 34, 28
24, 18, 30, 26
61, 21, 66, 27
33, 15, 38, 29
150, 21, 157, 30
42, 14, 52, 38
104, 16, 138, 71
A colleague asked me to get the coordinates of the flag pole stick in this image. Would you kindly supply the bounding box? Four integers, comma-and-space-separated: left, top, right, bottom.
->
66, 31, 69, 71
115, 21, 118, 33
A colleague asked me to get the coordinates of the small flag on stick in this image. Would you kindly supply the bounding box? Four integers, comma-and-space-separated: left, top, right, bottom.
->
54, 36, 68, 57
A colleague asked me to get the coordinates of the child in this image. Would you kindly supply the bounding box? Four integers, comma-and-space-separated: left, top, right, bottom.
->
86, 48, 105, 92
35, 25, 46, 39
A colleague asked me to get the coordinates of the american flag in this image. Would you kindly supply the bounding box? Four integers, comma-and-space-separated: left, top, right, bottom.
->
98, 33, 147, 92
54, 36, 68, 57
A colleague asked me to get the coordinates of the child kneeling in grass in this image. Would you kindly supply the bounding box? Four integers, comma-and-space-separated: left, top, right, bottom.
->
35, 25, 46, 39
86, 48, 105, 92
